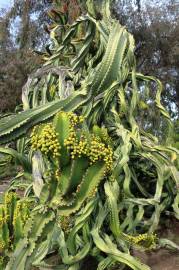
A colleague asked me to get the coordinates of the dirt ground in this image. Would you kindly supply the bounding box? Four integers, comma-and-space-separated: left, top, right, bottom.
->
133, 219, 179, 270
133, 248, 179, 270
0, 178, 11, 198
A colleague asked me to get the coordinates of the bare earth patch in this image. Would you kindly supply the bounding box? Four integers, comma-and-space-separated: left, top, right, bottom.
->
133, 219, 179, 270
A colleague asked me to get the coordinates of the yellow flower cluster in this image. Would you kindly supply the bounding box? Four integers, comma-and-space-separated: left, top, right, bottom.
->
0, 241, 5, 252
4, 192, 18, 220
64, 113, 113, 171
5, 192, 17, 205
0, 207, 8, 253
128, 233, 157, 249
0, 206, 6, 227
31, 124, 60, 158
13, 200, 30, 226
64, 112, 85, 156
89, 135, 113, 171
64, 128, 76, 153
55, 168, 61, 181
65, 130, 113, 172
65, 135, 89, 159
67, 112, 84, 127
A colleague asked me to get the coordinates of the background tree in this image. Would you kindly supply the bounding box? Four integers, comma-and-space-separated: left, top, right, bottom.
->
0, 0, 84, 112
113, 0, 179, 119
0, 0, 51, 112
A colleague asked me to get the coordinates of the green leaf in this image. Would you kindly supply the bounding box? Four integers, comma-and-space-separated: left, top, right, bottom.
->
91, 229, 150, 270
57, 161, 106, 216
0, 90, 88, 144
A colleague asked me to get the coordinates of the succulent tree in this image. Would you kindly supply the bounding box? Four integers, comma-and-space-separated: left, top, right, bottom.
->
0, 0, 178, 269
0, 0, 169, 142
4, 112, 158, 270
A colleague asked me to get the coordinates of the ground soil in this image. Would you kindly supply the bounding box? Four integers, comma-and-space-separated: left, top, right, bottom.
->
133, 219, 179, 270
135, 249, 179, 270
0, 178, 11, 196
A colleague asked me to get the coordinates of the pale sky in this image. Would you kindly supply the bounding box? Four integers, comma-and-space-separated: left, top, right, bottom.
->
0, 0, 12, 9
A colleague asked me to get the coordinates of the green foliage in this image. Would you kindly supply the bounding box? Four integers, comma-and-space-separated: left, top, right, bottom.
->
0, 0, 178, 269
0, 0, 172, 143
31, 112, 111, 214
0, 192, 32, 268
0, 146, 31, 173
1, 112, 158, 269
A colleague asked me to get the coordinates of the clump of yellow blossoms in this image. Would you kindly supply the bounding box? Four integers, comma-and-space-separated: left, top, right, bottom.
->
31, 112, 113, 173
128, 233, 157, 250
4, 191, 17, 206
89, 135, 113, 171
0, 192, 18, 254
31, 123, 60, 158
13, 200, 30, 227
4, 192, 18, 219
67, 112, 84, 127
0, 206, 7, 253
65, 133, 113, 172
